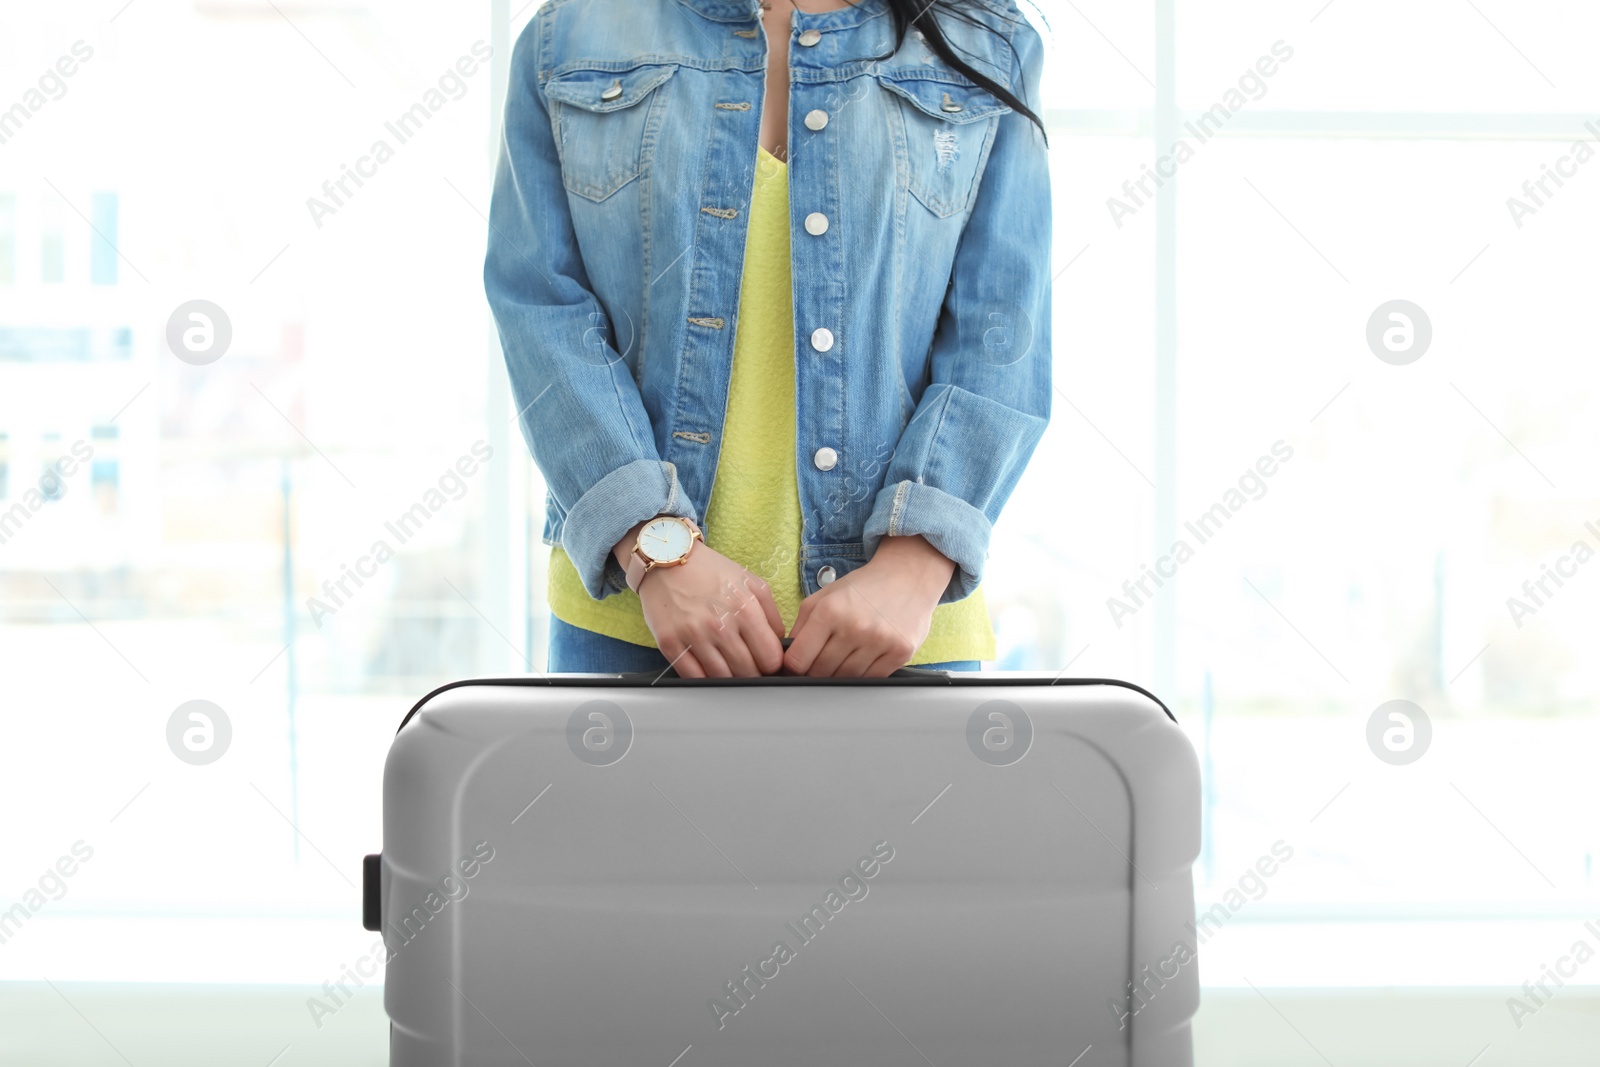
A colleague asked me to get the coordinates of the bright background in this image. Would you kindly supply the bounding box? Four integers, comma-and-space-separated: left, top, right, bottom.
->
2, 0, 1598, 1063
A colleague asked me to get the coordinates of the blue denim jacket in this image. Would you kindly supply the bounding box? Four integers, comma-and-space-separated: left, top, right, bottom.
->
485, 0, 1051, 603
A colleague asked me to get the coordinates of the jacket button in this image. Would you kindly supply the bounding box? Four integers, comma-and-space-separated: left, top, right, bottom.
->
601, 80, 623, 101
804, 108, 829, 131
818, 565, 837, 585
804, 212, 829, 236
797, 28, 822, 46
940, 92, 963, 113
813, 446, 838, 471
810, 327, 834, 352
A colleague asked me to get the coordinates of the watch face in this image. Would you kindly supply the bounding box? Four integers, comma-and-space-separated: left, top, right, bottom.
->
639, 517, 693, 563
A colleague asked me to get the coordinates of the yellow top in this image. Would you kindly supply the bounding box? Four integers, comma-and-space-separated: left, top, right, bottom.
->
547, 146, 995, 664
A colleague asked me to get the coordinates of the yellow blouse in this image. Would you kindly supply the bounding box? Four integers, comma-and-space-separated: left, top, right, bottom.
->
546, 146, 994, 664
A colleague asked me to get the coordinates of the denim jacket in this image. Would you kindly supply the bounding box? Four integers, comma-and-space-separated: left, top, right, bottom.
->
485, 0, 1051, 603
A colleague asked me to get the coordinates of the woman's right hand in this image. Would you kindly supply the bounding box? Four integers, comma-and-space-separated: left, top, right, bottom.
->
621, 534, 786, 677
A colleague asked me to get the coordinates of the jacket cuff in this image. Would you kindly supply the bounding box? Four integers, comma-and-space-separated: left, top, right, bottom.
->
862, 480, 993, 604
561, 459, 697, 600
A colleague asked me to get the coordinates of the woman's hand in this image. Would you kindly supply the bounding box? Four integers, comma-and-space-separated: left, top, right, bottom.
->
784, 535, 955, 677
631, 541, 787, 678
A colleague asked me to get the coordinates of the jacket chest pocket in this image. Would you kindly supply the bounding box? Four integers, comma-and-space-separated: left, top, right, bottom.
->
545, 64, 677, 202
878, 74, 1010, 218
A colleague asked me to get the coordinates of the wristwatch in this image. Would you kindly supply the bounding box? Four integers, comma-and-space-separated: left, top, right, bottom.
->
625, 515, 703, 594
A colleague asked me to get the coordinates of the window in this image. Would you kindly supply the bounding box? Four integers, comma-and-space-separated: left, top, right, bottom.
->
0, 193, 14, 284
89, 191, 117, 285
0, 0, 1593, 998
0, 0, 503, 983
1017, 0, 1600, 990
39, 191, 64, 284
91, 424, 118, 514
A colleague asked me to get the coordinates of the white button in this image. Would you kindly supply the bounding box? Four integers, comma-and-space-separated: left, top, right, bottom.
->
818, 565, 837, 585
810, 327, 834, 352
797, 28, 822, 46
600, 80, 623, 101
813, 447, 838, 471
804, 212, 829, 236
804, 109, 829, 131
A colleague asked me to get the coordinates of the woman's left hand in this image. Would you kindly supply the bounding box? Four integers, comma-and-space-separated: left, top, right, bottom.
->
784, 535, 955, 677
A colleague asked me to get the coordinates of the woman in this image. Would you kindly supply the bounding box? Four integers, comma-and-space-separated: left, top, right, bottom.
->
486, 0, 1050, 676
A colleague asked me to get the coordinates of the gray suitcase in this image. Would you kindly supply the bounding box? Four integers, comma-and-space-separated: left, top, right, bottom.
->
365, 668, 1200, 1066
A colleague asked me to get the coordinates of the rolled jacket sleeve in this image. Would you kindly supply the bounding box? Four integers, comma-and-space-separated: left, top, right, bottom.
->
862, 17, 1053, 604
484, 19, 693, 600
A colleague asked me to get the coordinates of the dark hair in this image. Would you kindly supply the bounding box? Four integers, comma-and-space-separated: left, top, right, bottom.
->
878, 0, 1047, 142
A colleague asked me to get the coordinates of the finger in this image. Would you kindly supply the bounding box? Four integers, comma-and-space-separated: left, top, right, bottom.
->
714, 624, 762, 678
749, 577, 786, 639
834, 645, 881, 678
728, 573, 783, 640
737, 608, 786, 675
863, 651, 903, 677
807, 634, 853, 678
692, 640, 734, 679
703, 597, 743, 647
661, 640, 706, 679
784, 612, 828, 674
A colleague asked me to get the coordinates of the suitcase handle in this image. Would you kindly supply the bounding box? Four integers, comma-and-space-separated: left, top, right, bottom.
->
613, 637, 950, 683
362, 854, 381, 931
395, 673, 1176, 734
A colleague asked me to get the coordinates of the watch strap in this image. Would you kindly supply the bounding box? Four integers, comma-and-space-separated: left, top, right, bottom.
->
624, 516, 702, 595
625, 548, 652, 594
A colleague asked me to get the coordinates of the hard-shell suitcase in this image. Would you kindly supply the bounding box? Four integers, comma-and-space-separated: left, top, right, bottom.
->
365, 668, 1200, 1067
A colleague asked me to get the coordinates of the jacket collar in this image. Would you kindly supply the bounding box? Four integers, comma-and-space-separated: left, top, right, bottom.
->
676, 0, 886, 28
675, 0, 762, 22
